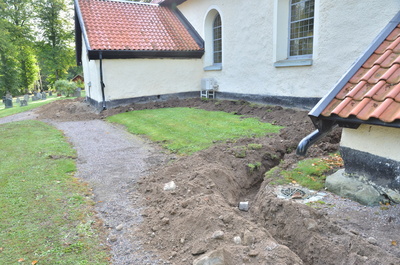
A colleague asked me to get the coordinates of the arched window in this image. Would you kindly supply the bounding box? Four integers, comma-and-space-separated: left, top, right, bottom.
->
213, 14, 222, 64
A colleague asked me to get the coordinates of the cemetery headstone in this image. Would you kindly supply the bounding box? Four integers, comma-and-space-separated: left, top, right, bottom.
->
37, 92, 42, 100
41, 92, 47, 100
74, 87, 81, 97
16, 97, 20, 104
24, 94, 29, 102
20, 100, 28, 107
5, 93, 12, 108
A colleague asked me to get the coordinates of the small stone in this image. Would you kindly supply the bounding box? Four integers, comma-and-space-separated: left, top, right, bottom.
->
367, 237, 378, 245
265, 240, 278, 251
161, 217, 170, 225
115, 224, 124, 231
233, 236, 242, 245
350, 230, 359, 235
243, 230, 255, 245
164, 181, 176, 191
191, 246, 207, 256
109, 235, 117, 242
212, 230, 225, 239
248, 250, 259, 257
180, 238, 185, 244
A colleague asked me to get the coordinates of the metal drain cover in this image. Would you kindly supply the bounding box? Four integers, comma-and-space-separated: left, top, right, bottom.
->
280, 187, 308, 199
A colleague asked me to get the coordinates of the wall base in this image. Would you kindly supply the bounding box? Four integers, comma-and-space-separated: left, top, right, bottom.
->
86, 91, 321, 111
339, 146, 400, 203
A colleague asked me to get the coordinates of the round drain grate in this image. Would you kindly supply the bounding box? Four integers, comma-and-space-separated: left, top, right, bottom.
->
280, 187, 307, 199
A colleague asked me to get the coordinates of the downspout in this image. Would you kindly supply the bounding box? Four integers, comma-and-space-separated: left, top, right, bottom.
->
296, 119, 337, 156
99, 52, 106, 110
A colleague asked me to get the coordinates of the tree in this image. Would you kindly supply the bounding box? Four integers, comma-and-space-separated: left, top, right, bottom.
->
35, 0, 75, 87
0, 0, 38, 95
0, 20, 20, 96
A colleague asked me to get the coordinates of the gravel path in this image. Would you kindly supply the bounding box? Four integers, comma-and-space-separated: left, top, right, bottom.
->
51, 120, 169, 264
1, 112, 169, 264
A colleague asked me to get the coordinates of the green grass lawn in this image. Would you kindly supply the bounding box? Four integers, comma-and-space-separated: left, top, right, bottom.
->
107, 107, 283, 155
0, 120, 109, 265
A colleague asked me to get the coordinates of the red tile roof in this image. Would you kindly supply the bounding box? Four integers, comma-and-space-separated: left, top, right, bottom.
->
77, 0, 202, 52
320, 23, 400, 123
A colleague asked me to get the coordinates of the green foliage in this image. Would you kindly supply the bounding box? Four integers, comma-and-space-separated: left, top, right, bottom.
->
0, 20, 20, 96
0, 120, 109, 264
232, 146, 247, 158
18, 46, 39, 93
0, 0, 40, 96
247, 143, 263, 150
107, 108, 283, 155
247, 162, 262, 173
264, 154, 344, 190
0, 0, 75, 93
35, 0, 75, 86
54, 79, 76, 97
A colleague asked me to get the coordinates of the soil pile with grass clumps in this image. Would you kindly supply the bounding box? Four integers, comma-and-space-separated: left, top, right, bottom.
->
35, 97, 400, 264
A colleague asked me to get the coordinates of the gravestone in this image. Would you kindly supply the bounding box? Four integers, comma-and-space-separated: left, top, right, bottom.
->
41, 92, 47, 100
20, 100, 28, 107
24, 94, 29, 102
32, 95, 38, 101
16, 97, 20, 104
37, 92, 42, 100
49, 91, 52, 96
5, 93, 12, 108
74, 87, 81, 97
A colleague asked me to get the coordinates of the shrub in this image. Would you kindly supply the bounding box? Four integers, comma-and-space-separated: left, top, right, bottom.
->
54, 80, 77, 97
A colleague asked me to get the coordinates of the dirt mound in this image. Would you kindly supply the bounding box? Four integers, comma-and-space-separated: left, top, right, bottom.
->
34, 98, 400, 264
36, 97, 101, 121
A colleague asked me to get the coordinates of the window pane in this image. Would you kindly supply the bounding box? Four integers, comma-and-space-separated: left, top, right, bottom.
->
289, 0, 314, 57
213, 14, 222, 64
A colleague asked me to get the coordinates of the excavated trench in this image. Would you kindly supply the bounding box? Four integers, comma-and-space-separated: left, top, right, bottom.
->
29, 98, 400, 264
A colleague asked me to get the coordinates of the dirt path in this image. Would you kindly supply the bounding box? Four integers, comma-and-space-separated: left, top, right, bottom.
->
49, 120, 170, 264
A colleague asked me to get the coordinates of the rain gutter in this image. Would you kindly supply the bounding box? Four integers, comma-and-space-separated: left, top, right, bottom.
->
99, 52, 106, 110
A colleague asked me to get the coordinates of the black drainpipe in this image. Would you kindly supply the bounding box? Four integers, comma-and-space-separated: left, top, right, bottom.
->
296, 119, 337, 156
99, 52, 106, 110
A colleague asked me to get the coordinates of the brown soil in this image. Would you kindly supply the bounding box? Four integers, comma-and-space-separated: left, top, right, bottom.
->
36, 98, 400, 265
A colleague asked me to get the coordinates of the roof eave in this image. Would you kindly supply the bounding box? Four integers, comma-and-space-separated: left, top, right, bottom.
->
315, 115, 400, 129
159, 0, 187, 7
87, 49, 204, 60
74, 0, 92, 65
309, 11, 400, 121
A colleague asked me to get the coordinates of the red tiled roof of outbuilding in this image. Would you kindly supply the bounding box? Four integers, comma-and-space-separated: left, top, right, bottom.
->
77, 0, 202, 52
320, 24, 400, 123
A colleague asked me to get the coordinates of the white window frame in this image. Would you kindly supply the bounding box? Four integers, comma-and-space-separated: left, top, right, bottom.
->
288, 0, 314, 58
274, 0, 318, 67
213, 14, 222, 65
204, 8, 223, 71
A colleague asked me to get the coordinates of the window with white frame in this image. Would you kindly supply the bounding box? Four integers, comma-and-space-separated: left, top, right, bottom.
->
289, 0, 314, 57
213, 14, 222, 64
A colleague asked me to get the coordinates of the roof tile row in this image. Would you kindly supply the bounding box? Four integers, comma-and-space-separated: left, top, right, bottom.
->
78, 0, 202, 52
321, 24, 400, 123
